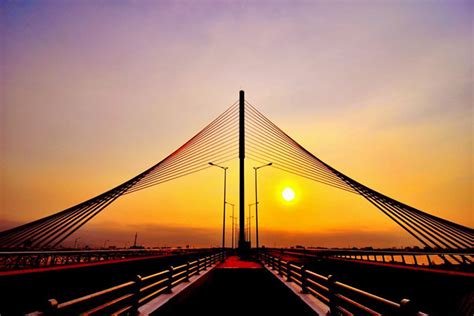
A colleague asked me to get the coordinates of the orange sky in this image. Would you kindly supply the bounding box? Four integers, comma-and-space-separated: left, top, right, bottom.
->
1, 1, 472, 248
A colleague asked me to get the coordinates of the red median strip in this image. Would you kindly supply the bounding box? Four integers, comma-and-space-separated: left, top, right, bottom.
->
217, 256, 262, 269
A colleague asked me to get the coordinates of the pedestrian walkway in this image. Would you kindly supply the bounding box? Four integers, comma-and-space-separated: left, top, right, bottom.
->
151, 256, 318, 316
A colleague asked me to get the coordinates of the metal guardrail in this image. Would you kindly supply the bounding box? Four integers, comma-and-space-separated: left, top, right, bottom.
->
41, 251, 225, 315
0, 248, 215, 271
269, 248, 473, 267
261, 252, 428, 316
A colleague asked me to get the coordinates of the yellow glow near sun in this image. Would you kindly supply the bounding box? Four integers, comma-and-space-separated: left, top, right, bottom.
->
282, 187, 295, 202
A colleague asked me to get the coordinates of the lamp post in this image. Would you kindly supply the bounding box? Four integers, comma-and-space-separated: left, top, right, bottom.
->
74, 237, 80, 249
248, 203, 257, 246
209, 162, 228, 251
253, 162, 272, 252
226, 202, 235, 249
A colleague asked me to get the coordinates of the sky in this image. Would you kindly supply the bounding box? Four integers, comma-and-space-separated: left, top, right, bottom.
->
1, 1, 472, 249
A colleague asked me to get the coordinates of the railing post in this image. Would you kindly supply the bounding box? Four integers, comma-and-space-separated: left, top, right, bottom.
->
286, 261, 291, 282
399, 298, 417, 316
327, 275, 338, 315
278, 258, 283, 276
185, 261, 190, 282
165, 266, 173, 293
301, 265, 308, 294
46, 298, 59, 316
196, 258, 201, 274
131, 275, 142, 315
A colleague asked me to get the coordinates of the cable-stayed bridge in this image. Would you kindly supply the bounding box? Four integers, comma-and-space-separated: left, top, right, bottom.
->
0, 91, 472, 315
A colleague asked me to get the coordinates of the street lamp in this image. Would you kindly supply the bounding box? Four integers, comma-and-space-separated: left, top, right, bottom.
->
74, 237, 80, 249
248, 203, 257, 246
226, 202, 236, 249
209, 162, 229, 251
253, 162, 272, 252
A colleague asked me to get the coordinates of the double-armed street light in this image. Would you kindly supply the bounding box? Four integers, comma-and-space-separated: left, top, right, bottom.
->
248, 203, 257, 245
226, 202, 236, 249
209, 162, 229, 251
253, 162, 272, 252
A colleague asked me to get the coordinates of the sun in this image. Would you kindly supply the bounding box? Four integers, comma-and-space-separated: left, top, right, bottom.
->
282, 187, 295, 202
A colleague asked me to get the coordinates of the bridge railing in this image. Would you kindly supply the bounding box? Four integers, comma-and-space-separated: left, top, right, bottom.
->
267, 248, 473, 267
0, 248, 214, 271
261, 252, 428, 316
42, 251, 225, 315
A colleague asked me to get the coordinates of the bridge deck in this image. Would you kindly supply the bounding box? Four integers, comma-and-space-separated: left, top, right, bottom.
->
148, 256, 321, 315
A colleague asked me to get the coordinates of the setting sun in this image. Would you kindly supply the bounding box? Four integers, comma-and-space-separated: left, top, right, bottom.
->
282, 187, 295, 202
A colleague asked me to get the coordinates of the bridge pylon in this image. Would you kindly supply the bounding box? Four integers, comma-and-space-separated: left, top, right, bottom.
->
238, 90, 250, 254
